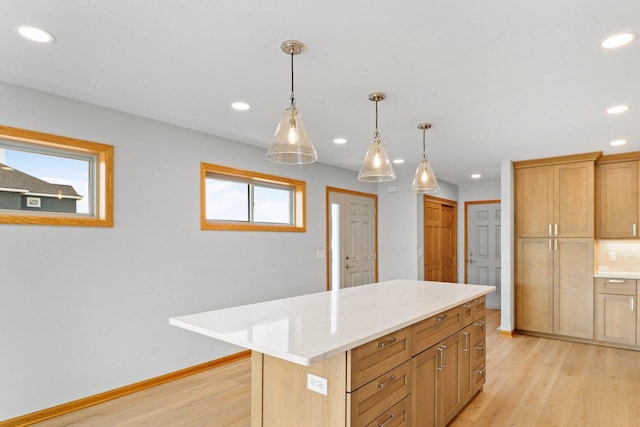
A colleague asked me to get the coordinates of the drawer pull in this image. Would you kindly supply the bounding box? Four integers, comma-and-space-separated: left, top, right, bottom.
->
464, 302, 473, 309
377, 374, 396, 389
475, 320, 485, 327
475, 299, 483, 305
377, 336, 397, 348
476, 344, 485, 352
436, 314, 449, 322
608, 279, 625, 283
476, 367, 485, 377
377, 412, 395, 427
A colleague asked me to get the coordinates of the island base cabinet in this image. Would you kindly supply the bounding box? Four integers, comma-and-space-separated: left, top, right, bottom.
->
412, 332, 466, 427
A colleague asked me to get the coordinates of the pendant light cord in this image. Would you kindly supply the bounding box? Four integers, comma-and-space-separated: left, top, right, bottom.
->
422, 129, 426, 158
290, 51, 295, 106
374, 100, 380, 138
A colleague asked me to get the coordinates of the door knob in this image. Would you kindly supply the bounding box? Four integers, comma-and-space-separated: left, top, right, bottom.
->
469, 259, 475, 264
345, 264, 354, 269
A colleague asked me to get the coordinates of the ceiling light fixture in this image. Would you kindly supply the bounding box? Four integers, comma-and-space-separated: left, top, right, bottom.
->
471, 173, 482, 179
357, 92, 395, 182
600, 32, 636, 49
410, 123, 439, 193
18, 25, 55, 43
231, 102, 250, 111
606, 105, 630, 114
393, 159, 405, 164
267, 40, 317, 164
333, 138, 347, 145
610, 139, 627, 146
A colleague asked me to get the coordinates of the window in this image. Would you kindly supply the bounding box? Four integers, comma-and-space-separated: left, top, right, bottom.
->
0, 125, 114, 227
201, 162, 305, 232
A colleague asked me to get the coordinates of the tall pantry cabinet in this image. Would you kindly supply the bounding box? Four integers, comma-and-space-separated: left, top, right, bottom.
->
514, 153, 598, 339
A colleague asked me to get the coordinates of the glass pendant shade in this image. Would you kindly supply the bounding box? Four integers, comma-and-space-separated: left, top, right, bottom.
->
411, 156, 440, 192
267, 104, 317, 164
357, 133, 396, 182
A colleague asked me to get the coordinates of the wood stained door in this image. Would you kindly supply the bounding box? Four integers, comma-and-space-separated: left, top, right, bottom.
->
424, 196, 457, 283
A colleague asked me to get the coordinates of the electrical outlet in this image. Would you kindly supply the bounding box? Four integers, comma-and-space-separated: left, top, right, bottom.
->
608, 251, 616, 261
307, 374, 328, 396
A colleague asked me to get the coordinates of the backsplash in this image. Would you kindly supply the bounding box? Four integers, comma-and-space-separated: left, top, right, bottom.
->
595, 240, 640, 273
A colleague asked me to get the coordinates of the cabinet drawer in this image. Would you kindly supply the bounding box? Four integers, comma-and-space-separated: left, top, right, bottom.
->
472, 297, 486, 321
348, 327, 412, 391
595, 278, 637, 295
473, 340, 485, 368
412, 305, 463, 355
472, 318, 486, 346
473, 365, 486, 391
364, 395, 411, 427
348, 360, 412, 427
461, 301, 474, 326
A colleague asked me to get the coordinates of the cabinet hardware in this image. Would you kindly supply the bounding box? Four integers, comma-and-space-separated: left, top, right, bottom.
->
377, 336, 397, 348
608, 279, 625, 283
437, 347, 445, 371
476, 367, 485, 377
442, 345, 448, 369
475, 320, 485, 327
475, 299, 483, 306
548, 224, 552, 236
554, 239, 558, 252
464, 302, 473, 309
632, 297, 635, 312
548, 239, 552, 251
476, 344, 485, 353
554, 224, 558, 236
377, 374, 396, 389
463, 332, 470, 352
377, 412, 396, 427
436, 314, 449, 322
634, 224, 637, 237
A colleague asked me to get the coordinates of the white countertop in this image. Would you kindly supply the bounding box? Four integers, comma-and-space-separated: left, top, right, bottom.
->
594, 272, 640, 280
170, 279, 495, 366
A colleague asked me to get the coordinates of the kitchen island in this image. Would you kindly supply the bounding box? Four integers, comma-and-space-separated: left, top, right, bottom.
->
170, 279, 495, 426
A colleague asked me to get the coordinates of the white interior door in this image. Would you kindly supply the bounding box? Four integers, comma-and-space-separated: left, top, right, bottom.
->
328, 190, 376, 289
467, 202, 501, 308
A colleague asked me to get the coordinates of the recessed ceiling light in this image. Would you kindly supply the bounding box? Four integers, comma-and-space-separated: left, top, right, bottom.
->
333, 138, 347, 145
393, 159, 405, 164
606, 105, 630, 114
231, 102, 250, 111
600, 32, 636, 49
610, 139, 627, 146
471, 173, 482, 179
18, 25, 55, 43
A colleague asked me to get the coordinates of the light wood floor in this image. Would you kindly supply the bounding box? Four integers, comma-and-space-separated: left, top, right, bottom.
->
34, 309, 640, 426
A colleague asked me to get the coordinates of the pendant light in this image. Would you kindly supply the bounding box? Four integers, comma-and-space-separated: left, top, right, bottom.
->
267, 40, 318, 164
357, 92, 396, 182
411, 123, 440, 193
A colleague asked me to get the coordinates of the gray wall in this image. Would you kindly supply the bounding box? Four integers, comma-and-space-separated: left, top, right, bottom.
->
0, 81, 379, 420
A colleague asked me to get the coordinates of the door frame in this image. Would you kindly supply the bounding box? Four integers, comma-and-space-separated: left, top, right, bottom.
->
423, 194, 458, 282
464, 199, 501, 283
325, 187, 379, 290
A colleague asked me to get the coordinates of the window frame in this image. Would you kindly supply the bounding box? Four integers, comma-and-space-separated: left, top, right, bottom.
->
0, 125, 114, 227
201, 162, 306, 232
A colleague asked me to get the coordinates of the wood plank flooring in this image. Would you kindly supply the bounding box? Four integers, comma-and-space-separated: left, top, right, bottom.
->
33, 309, 640, 426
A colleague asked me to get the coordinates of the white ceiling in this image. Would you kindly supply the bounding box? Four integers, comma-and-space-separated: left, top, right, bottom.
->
1, 0, 638, 185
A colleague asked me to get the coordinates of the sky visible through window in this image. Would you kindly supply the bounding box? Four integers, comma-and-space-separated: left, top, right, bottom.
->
1, 148, 90, 214
205, 177, 291, 224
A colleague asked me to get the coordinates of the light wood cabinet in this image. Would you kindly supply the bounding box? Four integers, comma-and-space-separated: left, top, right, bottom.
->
411, 298, 486, 427
515, 158, 596, 238
515, 238, 594, 339
595, 278, 637, 346
597, 158, 640, 239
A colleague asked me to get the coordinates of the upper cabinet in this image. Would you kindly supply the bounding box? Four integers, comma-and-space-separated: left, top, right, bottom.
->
597, 153, 640, 239
515, 153, 598, 238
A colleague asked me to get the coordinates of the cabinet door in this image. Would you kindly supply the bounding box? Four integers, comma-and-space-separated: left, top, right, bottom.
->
459, 325, 474, 406
516, 238, 554, 333
553, 238, 594, 339
554, 161, 594, 237
438, 333, 461, 427
597, 161, 639, 239
596, 293, 636, 345
515, 166, 554, 237
411, 346, 438, 427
